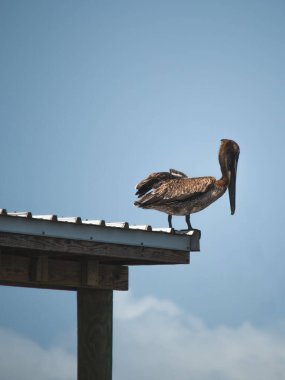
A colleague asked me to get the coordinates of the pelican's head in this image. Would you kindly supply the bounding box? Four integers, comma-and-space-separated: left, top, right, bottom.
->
220, 139, 240, 215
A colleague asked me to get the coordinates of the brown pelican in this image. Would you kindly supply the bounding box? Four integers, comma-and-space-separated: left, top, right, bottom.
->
134, 139, 240, 231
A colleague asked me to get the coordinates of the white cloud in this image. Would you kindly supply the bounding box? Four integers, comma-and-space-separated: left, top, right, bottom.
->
1, 293, 285, 380
0, 328, 76, 380
113, 292, 285, 380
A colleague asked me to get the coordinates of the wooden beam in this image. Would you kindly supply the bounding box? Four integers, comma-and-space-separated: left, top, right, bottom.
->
0, 232, 189, 265
0, 252, 128, 290
77, 289, 113, 380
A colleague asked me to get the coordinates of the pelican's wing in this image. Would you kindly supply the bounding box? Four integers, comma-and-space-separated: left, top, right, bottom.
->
135, 169, 189, 198
135, 172, 173, 197
169, 169, 188, 178
138, 176, 216, 206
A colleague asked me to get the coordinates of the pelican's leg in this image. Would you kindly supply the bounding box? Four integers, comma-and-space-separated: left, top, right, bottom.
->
185, 215, 201, 238
168, 215, 173, 228
185, 215, 193, 230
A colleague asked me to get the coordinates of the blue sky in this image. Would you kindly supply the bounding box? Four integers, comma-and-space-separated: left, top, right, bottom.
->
1, 1, 285, 379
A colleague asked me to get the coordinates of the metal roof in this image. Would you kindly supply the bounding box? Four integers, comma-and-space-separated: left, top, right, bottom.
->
0, 209, 199, 252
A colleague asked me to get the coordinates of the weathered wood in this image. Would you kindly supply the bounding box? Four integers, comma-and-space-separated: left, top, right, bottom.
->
0, 232, 189, 265
77, 289, 113, 380
36, 255, 49, 282
0, 253, 128, 290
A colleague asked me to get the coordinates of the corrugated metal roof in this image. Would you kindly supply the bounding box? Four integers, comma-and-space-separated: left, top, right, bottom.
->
0, 208, 175, 232
0, 208, 199, 252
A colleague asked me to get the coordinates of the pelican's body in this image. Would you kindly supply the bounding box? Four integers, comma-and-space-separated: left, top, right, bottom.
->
134, 139, 240, 230
139, 176, 226, 216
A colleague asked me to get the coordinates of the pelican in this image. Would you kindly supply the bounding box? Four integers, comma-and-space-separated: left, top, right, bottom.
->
134, 139, 240, 231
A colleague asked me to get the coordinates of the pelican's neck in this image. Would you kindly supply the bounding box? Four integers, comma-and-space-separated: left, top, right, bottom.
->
218, 148, 230, 186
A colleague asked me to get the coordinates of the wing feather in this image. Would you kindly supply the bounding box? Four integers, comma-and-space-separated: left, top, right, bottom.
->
138, 176, 216, 206
135, 169, 189, 197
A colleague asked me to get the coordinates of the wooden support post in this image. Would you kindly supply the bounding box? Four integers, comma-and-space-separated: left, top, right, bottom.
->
77, 289, 113, 380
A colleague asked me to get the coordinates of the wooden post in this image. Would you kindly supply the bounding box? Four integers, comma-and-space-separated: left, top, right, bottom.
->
77, 289, 113, 380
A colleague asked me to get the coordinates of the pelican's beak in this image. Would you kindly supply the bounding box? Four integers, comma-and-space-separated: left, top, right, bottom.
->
228, 156, 238, 215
